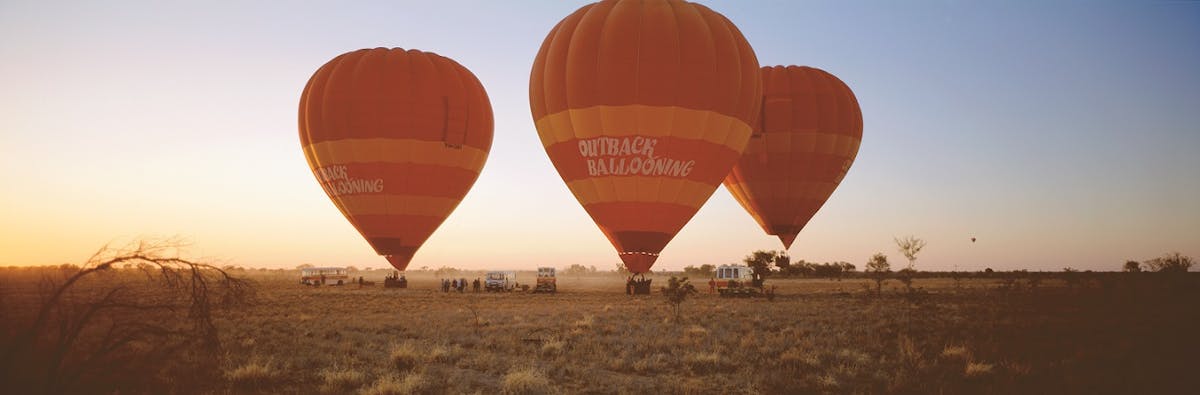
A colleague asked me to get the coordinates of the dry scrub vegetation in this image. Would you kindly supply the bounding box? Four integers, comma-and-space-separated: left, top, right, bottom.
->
2, 266, 1197, 394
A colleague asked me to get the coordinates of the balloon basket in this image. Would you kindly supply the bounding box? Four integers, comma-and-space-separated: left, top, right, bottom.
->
625, 274, 652, 295
384, 271, 408, 289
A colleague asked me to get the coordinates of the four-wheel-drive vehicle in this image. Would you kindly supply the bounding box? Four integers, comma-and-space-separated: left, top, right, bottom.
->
712, 264, 763, 297
485, 271, 517, 292
533, 267, 556, 293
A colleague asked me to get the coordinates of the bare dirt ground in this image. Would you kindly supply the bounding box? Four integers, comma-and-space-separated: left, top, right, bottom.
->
3, 268, 1197, 394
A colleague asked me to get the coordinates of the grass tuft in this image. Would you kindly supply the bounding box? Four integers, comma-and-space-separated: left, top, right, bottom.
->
389, 342, 421, 372
319, 365, 366, 393
941, 345, 969, 360
965, 361, 994, 377
501, 366, 554, 395
573, 315, 595, 330
541, 337, 566, 356
683, 351, 724, 374
359, 372, 427, 395
226, 358, 275, 389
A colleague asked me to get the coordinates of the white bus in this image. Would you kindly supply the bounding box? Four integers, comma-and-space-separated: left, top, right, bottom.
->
300, 267, 350, 286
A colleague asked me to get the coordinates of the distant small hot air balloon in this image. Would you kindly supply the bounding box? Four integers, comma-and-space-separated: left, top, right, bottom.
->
530, 0, 761, 274
299, 48, 493, 271
971, 237, 977, 243
724, 66, 862, 249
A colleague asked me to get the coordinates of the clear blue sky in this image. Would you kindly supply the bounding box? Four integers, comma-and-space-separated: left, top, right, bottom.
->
1, 1, 1197, 271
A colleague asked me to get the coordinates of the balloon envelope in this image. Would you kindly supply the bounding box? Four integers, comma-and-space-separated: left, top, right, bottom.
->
530, 0, 761, 273
299, 48, 493, 271
723, 66, 862, 249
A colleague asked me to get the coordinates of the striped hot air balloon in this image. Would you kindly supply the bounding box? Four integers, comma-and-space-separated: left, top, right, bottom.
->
299, 48, 492, 271
723, 66, 862, 249
530, 0, 761, 274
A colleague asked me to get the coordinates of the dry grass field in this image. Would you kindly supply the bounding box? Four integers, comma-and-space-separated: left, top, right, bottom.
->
2, 267, 1197, 394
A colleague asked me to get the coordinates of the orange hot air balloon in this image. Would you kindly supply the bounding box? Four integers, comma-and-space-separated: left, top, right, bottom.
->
299, 48, 492, 271
530, 0, 761, 274
723, 66, 863, 249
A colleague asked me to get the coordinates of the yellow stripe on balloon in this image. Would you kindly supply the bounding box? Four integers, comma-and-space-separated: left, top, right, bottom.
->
303, 138, 488, 171
336, 194, 461, 218
565, 177, 716, 208
535, 105, 753, 152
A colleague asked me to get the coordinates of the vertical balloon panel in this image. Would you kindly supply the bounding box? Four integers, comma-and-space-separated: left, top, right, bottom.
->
299, 48, 493, 271
531, 0, 761, 273
723, 66, 862, 249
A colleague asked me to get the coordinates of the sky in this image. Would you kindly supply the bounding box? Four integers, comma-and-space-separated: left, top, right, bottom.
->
1, 1, 1197, 272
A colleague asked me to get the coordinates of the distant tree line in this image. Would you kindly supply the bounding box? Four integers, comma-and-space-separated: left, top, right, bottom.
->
1123, 252, 1193, 273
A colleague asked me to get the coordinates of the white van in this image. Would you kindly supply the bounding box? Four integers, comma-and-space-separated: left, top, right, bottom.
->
485, 271, 517, 292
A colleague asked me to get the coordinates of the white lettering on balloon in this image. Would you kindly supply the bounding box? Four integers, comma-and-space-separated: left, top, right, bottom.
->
577, 136, 695, 177
314, 165, 384, 196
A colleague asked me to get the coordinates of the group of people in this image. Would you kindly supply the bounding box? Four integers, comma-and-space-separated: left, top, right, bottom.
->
625, 276, 652, 295
382, 271, 406, 288
442, 277, 481, 293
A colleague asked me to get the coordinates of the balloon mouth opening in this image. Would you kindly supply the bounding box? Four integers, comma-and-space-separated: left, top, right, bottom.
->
619, 251, 659, 274
778, 233, 798, 250
385, 254, 414, 271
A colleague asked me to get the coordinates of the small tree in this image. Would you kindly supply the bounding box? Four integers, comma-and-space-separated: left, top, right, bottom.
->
894, 235, 926, 270
743, 250, 778, 280
1144, 252, 1194, 273
563, 264, 592, 276
614, 262, 631, 276
1123, 260, 1142, 273
866, 253, 891, 295
660, 276, 697, 323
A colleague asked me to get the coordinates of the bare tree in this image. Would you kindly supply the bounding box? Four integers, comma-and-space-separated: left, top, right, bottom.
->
1144, 252, 1194, 273
0, 239, 255, 394
866, 253, 891, 295
894, 235, 927, 270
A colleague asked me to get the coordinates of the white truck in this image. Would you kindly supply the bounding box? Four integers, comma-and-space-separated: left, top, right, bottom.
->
485, 271, 517, 292
533, 267, 557, 293
713, 264, 762, 297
